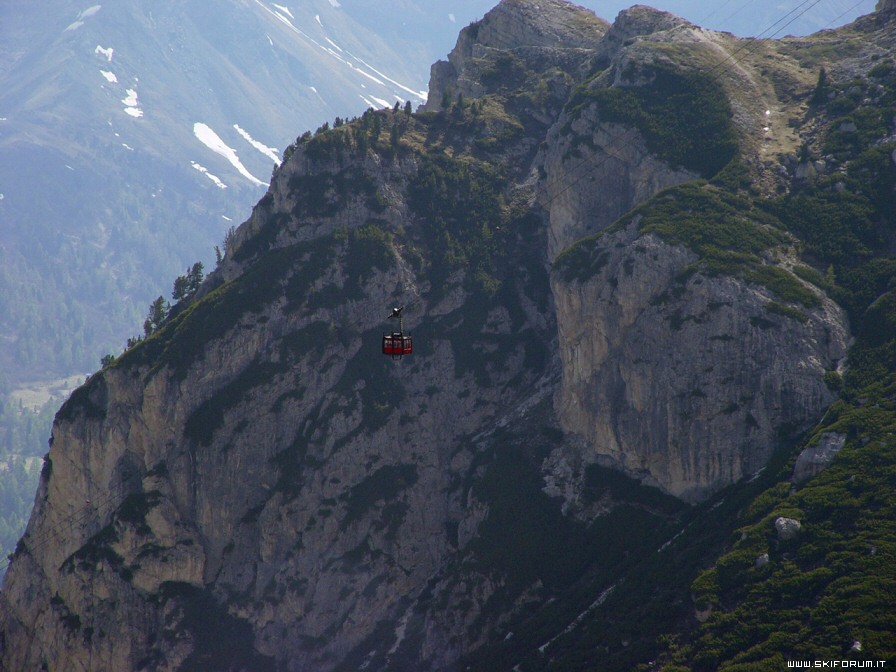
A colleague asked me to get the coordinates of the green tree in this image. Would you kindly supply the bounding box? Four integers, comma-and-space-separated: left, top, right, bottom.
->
371, 114, 382, 145
172, 262, 204, 302
143, 296, 169, 337
187, 262, 204, 294
390, 122, 401, 150
811, 67, 829, 106
172, 274, 190, 301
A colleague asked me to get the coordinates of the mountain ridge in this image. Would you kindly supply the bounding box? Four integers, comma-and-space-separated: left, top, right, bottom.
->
1, 1, 894, 670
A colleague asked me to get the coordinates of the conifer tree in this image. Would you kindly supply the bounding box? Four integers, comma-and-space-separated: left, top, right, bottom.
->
143, 296, 169, 337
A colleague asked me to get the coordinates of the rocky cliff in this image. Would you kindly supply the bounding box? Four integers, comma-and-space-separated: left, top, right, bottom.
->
552, 216, 847, 501
2, 0, 893, 670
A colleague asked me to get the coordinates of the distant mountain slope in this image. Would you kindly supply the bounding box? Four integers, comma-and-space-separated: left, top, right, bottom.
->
0, 0, 497, 388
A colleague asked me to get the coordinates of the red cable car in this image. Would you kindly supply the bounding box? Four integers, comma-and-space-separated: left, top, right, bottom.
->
382, 306, 412, 359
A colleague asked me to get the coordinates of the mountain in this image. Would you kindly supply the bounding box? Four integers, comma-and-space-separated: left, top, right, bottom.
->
1, 0, 895, 670
0, 0, 511, 578
0, 0, 876, 394
0, 0, 501, 389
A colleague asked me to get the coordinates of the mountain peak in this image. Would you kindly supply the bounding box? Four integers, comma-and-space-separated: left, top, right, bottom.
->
423, 0, 607, 109
486, 0, 609, 49
613, 4, 691, 34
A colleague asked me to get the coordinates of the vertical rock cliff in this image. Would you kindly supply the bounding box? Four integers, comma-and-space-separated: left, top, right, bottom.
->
552, 216, 847, 501
2, 0, 889, 669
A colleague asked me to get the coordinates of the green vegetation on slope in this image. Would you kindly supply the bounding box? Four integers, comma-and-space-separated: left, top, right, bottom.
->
482, 51, 896, 672
555, 180, 821, 310
566, 62, 739, 178
645, 57, 896, 672
662, 293, 896, 671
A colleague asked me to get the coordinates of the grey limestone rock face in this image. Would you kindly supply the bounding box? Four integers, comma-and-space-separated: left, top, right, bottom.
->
551, 221, 849, 502
423, 0, 608, 110
541, 109, 697, 261
792, 432, 847, 484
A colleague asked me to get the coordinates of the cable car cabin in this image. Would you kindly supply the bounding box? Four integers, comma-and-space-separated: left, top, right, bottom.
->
382, 331, 412, 358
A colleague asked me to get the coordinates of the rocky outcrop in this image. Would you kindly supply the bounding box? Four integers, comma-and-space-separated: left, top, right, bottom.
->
1, 123, 554, 669
423, 0, 608, 110
541, 109, 697, 261
792, 432, 847, 484
552, 220, 848, 501
775, 517, 802, 541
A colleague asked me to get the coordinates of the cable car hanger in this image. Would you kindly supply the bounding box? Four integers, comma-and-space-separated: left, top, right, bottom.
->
382, 305, 413, 359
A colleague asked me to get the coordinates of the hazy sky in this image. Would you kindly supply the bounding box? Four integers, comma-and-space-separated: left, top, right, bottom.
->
587, 0, 879, 36
436, 0, 879, 38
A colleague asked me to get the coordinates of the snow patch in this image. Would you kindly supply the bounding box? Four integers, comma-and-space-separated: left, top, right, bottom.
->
191, 161, 227, 189
100, 70, 117, 83
327, 0, 340, 7
193, 123, 265, 186
449, 13, 456, 22
369, 96, 391, 109
350, 54, 428, 100
121, 143, 134, 151
273, 10, 293, 26
234, 124, 280, 165
268, 6, 298, 31
344, 60, 384, 86
66, 21, 85, 31
122, 88, 143, 117
95, 45, 113, 61
254, 0, 420, 102
272, 3, 293, 19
